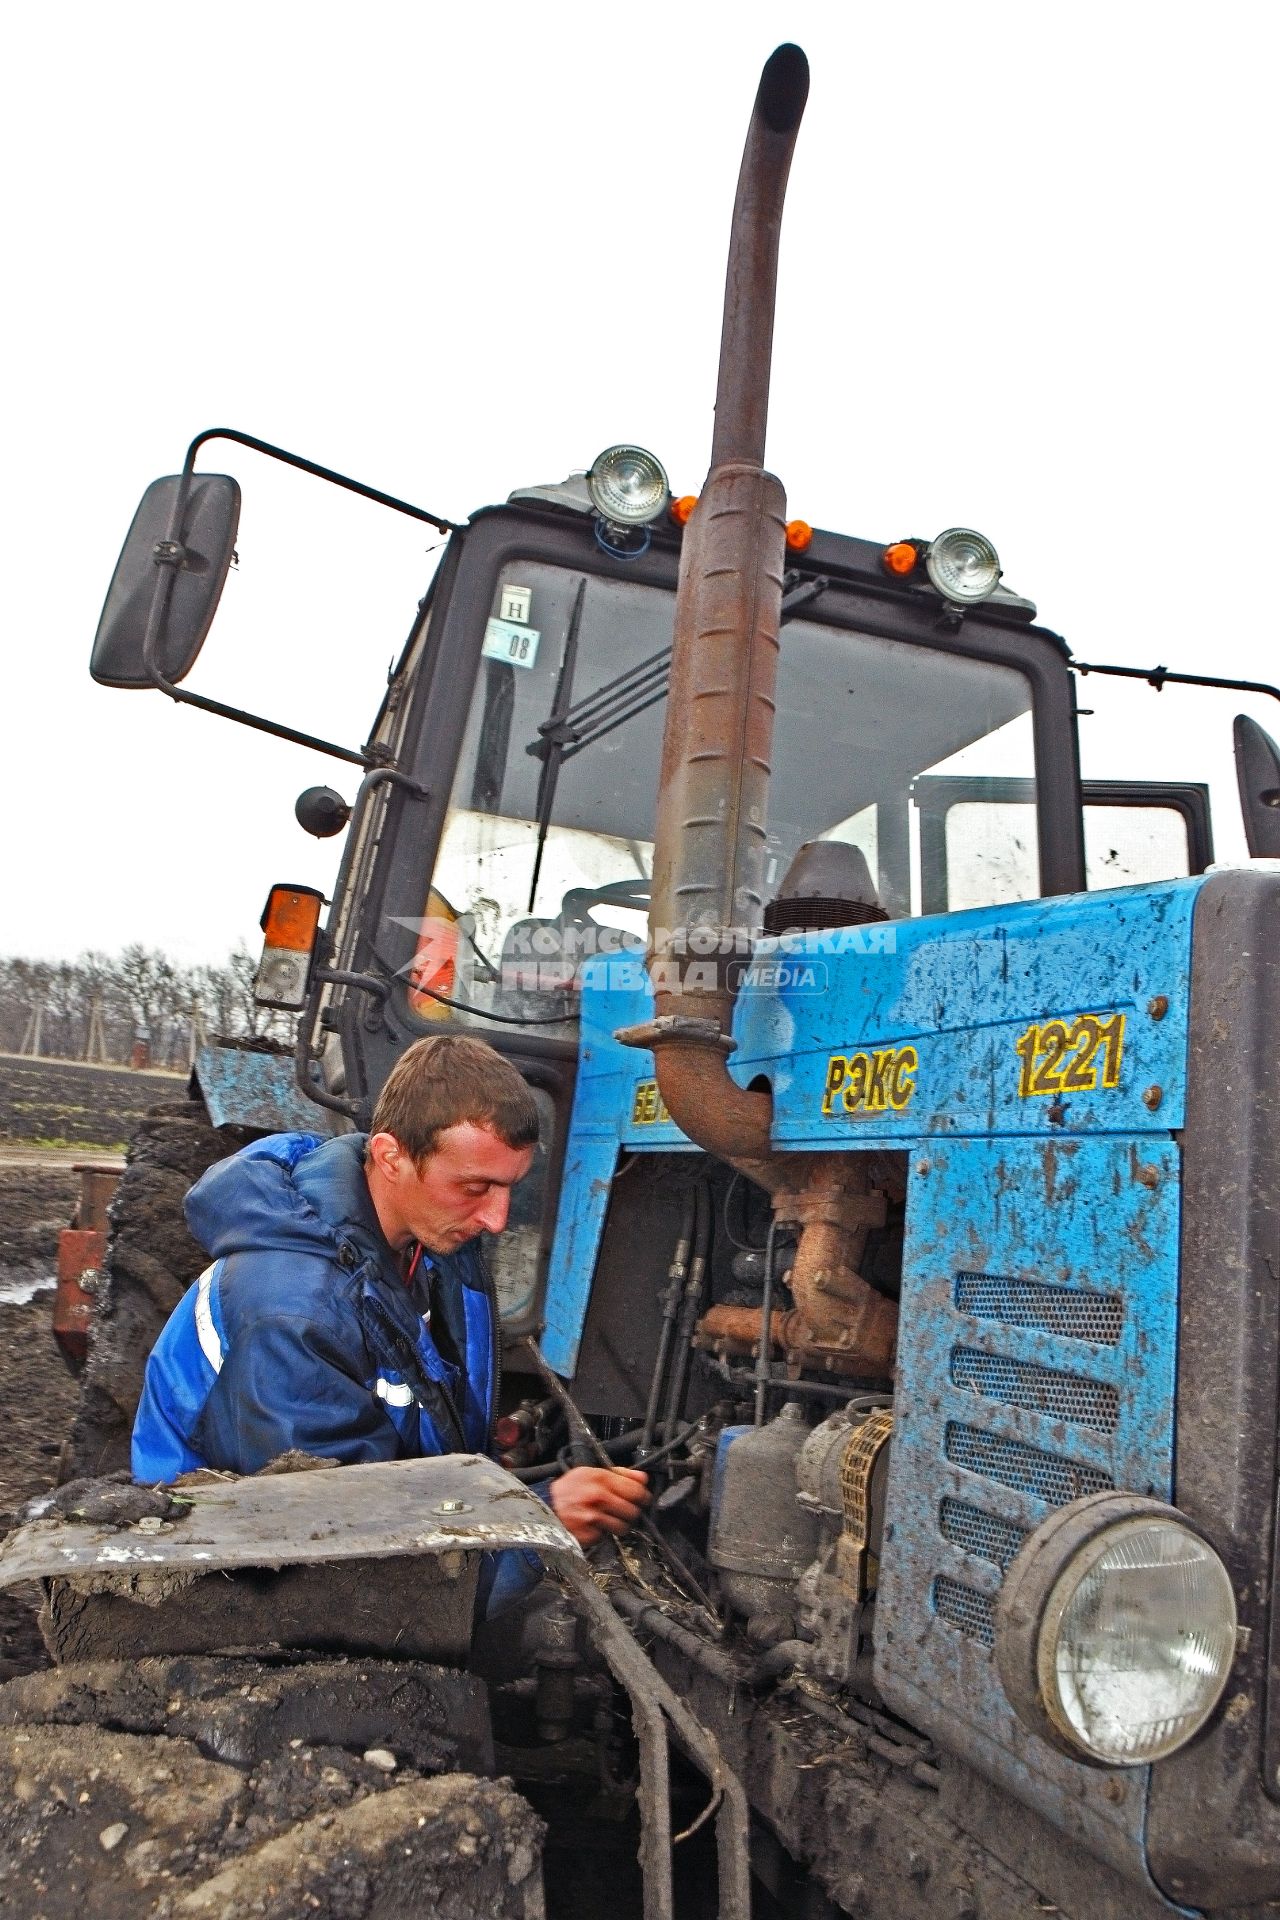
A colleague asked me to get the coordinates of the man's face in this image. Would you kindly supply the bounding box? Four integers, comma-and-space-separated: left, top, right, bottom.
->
368, 1122, 535, 1254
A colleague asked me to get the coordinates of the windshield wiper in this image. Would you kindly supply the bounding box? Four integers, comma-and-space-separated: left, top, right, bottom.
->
525, 573, 829, 766
528, 643, 672, 766
522, 571, 828, 912
527, 576, 587, 912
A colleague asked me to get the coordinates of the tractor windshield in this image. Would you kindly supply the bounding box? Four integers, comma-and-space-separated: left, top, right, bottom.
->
409, 559, 1038, 1033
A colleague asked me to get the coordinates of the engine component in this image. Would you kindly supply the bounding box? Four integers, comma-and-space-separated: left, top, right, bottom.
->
775, 1158, 897, 1366
493, 1396, 559, 1469
533, 1593, 581, 1744
659, 1182, 711, 1442
794, 1404, 893, 1686
638, 1188, 698, 1455
694, 1299, 891, 1380
761, 839, 889, 936
708, 1403, 819, 1632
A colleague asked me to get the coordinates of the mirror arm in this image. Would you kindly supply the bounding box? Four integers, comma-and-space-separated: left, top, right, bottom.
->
137, 424, 460, 768
142, 644, 373, 768
184, 426, 457, 534
1073, 658, 1280, 707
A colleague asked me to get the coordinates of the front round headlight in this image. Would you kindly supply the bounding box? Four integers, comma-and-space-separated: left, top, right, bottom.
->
997, 1494, 1237, 1767
925, 526, 1001, 604
587, 445, 670, 527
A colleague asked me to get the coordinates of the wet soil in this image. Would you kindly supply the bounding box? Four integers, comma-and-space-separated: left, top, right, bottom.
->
0, 1165, 83, 1686
0, 1709, 544, 1919
0, 1169, 551, 1920
0, 1131, 639, 1917
0, 1055, 184, 1153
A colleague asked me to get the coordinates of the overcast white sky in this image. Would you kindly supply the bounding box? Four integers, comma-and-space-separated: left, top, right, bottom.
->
2, 3, 1276, 966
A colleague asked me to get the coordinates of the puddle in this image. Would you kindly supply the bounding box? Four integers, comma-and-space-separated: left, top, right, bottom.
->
0, 1275, 56, 1307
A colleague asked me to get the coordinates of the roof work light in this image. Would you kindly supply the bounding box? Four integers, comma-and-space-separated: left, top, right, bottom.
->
587, 445, 671, 557
925, 527, 1002, 605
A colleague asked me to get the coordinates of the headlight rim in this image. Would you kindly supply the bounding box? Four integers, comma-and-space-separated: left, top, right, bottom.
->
995, 1491, 1237, 1770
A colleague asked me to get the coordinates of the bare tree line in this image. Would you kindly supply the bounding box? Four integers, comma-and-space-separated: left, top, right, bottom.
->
0, 945, 295, 1068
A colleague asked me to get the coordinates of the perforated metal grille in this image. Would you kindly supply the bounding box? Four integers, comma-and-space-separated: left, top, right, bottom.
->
945, 1421, 1113, 1504
938, 1497, 1028, 1571
932, 1575, 996, 1647
954, 1271, 1123, 1345
950, 1347, 1120, 1434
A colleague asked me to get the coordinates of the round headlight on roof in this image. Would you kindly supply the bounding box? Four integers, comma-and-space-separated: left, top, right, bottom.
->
996, 1493, 1237, 1767
587, 445, 671, 527
925, 526, 1001, 604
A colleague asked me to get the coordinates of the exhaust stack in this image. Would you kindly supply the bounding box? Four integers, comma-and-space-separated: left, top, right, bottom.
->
648, 42, 807, 1042
620, 46, 896, 1373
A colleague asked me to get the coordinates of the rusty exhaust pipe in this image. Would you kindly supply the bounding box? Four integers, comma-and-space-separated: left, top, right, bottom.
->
619, 43, 808, 1179
618, 46, 896, 1371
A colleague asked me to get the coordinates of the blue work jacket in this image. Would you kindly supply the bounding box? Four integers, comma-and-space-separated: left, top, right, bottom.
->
131, 1132, 540, 1610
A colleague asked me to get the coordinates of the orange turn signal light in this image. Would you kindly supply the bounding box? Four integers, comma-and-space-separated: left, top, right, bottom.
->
785, 519, 813, 553
670, 494, 698, 526
883, 541, 919, 577
260, 885, 324, 952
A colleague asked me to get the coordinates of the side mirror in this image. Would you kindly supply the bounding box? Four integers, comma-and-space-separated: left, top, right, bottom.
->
90, 473, 240, 688
295, 786, 352, 838
1233, 714, 1280, 857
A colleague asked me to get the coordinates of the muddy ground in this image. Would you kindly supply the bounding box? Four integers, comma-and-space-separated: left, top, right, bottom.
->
0, 1165, 82, 1685
0, 1160, 653, 1918
0, 1161, 560, 1917
0, 1056, 184, 1153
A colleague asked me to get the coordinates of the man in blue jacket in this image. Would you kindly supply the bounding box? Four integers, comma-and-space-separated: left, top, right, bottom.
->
132, 1032, 648, 1556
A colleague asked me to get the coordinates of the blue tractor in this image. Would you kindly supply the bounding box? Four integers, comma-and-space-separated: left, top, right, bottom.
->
68, 42, 1280, 1920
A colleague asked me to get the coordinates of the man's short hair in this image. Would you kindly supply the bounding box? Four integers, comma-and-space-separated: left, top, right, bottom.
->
369, 1034, 539, 1163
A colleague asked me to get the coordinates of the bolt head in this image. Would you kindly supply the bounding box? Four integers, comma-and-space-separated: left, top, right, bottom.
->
433, 1499, 471, 1516
1142, 1084, 1163, 1111
1147, 994, 1169, 1020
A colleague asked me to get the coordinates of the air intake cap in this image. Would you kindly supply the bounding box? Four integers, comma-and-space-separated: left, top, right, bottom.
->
763, 841, 888, 935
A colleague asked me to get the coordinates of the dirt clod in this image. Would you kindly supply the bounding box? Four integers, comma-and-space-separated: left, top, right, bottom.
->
0, 1671, 537, 1918
40, 1474, 188, 1529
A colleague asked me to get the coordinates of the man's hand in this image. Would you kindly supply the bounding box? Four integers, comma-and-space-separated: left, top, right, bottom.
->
549, 1465, 650, 1548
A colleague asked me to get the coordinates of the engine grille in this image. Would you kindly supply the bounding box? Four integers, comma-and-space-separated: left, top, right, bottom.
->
877, 1129, 1178, 1828
951, 1346, 1120, 1434
933, 1575, 997, 1648
938, 1497, 1028, 1572
944, 1422, 1114, 1508
955, 1270, 1123, 1344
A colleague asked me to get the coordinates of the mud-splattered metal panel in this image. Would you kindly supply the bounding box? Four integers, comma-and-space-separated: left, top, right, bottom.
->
541, 959, 698, 1374
875, 1134, 1181, 1890
542, 878, 1199, 1377
733, 879, 1201, 1147
194, 1045, 342, 1135
0, 1455, 578, 1586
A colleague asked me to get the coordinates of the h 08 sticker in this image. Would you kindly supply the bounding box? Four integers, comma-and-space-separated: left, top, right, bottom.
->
1014, 1011, 1125, 1098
